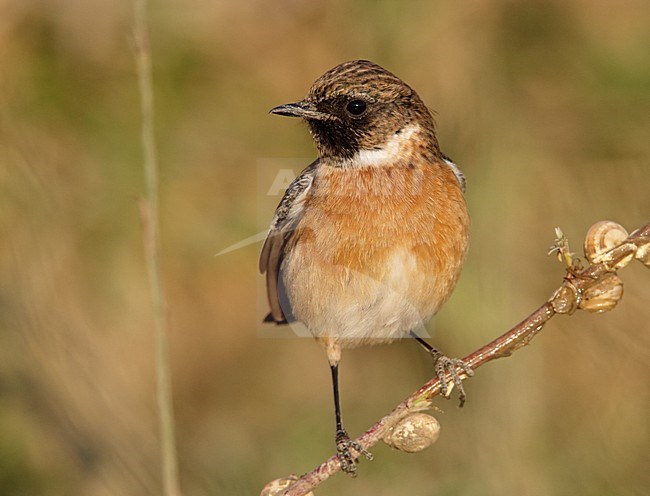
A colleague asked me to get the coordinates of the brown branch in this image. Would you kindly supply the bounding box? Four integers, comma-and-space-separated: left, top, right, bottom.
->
267, 221, 650, 496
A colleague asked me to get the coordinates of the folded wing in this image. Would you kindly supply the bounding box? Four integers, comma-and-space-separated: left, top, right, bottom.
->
259, 159, 319, 323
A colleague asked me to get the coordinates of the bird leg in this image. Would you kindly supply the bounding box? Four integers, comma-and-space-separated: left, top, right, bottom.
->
410, 331, 474, 407
330, 363, 373, 476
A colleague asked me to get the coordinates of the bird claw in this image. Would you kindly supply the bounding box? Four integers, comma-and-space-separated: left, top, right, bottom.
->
335, 429, 373, 476
431, 352, 474, 407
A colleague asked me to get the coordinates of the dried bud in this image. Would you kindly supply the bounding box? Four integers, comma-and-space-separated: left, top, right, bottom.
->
579, 273, 624, 313
383, 413, 440, 453
635, 238, 650, 268
584, 221, 630, 267
261, 476, 313, 496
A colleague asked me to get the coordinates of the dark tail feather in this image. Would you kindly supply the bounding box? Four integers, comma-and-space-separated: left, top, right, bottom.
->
263, 313, 288, 325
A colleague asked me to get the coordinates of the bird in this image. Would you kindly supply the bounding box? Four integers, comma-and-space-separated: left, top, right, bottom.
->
260, 60, 472, 475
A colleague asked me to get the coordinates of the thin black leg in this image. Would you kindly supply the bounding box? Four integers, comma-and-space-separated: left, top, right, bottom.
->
410, 330, 437, 353
409, 330, 474, 407
329, 363, 372, 475
330, 364, 343, 432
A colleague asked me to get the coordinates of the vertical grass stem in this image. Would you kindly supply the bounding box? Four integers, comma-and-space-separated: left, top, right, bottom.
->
134, 1, 181, 494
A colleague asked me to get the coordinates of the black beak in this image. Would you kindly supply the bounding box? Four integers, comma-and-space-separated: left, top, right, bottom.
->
269, 101, 333, 121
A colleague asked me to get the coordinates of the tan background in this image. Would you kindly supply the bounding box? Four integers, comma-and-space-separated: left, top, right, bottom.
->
1, 1, 649, 495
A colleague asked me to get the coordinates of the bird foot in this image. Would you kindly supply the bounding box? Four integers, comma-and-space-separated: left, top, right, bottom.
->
335, 429, 373, 476
431, 351, 474, 407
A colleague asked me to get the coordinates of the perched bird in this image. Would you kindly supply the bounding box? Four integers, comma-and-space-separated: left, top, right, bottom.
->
260, 60, 472, 474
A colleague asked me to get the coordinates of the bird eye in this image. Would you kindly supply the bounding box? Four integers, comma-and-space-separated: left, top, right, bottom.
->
345, 99, 367, 116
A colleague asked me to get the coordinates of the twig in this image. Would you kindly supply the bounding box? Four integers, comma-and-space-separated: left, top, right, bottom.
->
276, 221, 650, 496
134, 2, 182, 495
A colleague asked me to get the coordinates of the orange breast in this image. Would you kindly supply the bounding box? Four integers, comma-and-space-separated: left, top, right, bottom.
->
283, 161, 469, 345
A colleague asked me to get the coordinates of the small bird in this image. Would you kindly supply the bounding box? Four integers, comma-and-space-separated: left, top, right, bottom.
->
260, 60, 472, 474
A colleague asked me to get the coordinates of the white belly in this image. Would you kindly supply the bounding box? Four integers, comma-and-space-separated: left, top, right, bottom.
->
285, 247, 435, 347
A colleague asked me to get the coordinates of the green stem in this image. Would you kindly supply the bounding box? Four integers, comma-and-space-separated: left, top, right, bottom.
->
134, 1, 181, 494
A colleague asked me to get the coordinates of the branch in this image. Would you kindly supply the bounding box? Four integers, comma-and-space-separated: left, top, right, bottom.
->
262, 220, 650, 496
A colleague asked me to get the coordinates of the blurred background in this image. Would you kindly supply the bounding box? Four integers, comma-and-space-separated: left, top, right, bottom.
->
1, 0, 649, 495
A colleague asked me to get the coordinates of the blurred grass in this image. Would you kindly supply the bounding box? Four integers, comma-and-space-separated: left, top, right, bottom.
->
1, 0, 649, 495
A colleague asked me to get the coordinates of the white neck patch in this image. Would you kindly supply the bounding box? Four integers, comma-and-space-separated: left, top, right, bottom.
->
348, 124, 421, 167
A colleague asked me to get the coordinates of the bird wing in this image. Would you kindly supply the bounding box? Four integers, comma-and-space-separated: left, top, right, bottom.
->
259, 159, 319, 323
441, 153, 466, 193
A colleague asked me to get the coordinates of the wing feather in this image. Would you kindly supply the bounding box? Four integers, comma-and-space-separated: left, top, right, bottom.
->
259, 159, 319, 323
441, 153, 466, 192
